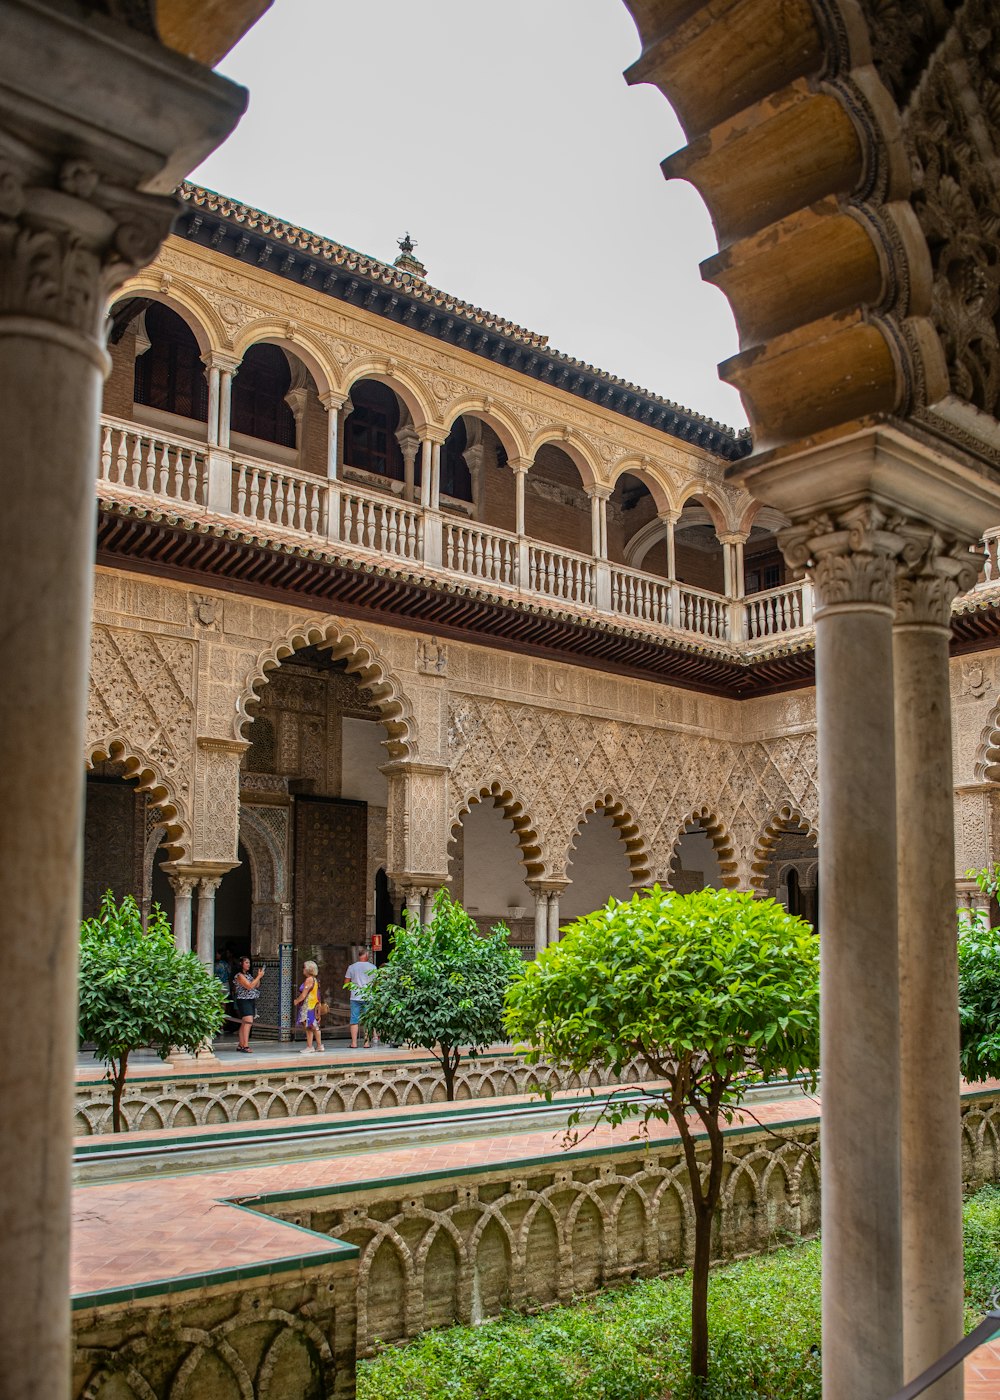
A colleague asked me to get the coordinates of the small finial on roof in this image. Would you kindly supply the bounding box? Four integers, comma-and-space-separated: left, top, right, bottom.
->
394, 231, 427, 280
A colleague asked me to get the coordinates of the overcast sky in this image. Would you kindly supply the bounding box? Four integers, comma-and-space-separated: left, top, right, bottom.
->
193, 0, 747, 431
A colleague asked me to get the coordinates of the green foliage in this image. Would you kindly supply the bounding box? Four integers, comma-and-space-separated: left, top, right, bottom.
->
963, 1184, 1000, 1322
506, 885, 820, 1122
361, 889, 523, 1098
504, 885, 819, 1382
959, 867, 1000, 1082
358, 1187, 1000, 1399
78, 891, 225, 1129
357, 1240, 823, 1400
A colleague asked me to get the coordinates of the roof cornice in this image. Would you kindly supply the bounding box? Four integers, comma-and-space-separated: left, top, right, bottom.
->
175, 183, 752, 463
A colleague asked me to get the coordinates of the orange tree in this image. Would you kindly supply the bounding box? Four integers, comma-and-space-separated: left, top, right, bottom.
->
504, 885, 820, 1386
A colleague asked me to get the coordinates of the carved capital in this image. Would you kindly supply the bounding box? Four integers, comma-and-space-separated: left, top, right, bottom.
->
778, 503, 904, 612
0, 151, 176, 345
893, 524, 980, 628
168, 874, 199, 899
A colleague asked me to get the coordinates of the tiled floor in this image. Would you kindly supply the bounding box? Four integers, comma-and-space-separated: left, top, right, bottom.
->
71, 1091, 817, 1299
965, 1338, 1000, 1396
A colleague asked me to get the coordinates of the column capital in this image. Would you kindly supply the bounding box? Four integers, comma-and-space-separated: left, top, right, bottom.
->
779, 502, 908, 613
657, 508, 681, 525
893, 525, 980, 629
717, 530, 750, 546
586, 483, 613, 501
198, 876, 223, 897
168, 873, 199, 898
320, 389, 349, 412
527, 878, 571, 895
420, 426, 449, 446
508, 456, 533, 474
202, 350, 241, 373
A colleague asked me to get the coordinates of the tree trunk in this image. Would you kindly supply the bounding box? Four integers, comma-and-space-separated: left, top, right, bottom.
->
690, 1200, 713, 1381
110, 1051, 129, 1133
441, 1044, 455, 1101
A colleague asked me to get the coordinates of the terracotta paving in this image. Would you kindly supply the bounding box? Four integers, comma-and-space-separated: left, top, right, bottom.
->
965, 1338, 1000, 1396
75, 1041, 455, 1084
71, 1092, 818, 1300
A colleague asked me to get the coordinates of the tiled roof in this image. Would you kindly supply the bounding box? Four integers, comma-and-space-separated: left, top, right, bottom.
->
177, 184, 751, 460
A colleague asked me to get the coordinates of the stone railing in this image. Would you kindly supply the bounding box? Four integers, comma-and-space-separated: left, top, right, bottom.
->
73, 1048, 645, 1136
98, 416, 999, 653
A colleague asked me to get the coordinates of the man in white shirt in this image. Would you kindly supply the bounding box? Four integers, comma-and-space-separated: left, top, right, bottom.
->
344, 949, 378, 1049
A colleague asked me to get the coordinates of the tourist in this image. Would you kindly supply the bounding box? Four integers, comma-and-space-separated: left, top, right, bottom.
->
232, 956, 265, 1053
294, 959, 324, 1053
344, 948, 378, 1049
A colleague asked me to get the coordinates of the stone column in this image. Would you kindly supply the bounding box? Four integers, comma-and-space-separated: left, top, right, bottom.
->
218, 363, 236, 449
397, 428, 419, 503
781, 503, 905, 1400
404, 886, 424, 924
513, 459, 530, 536
894, 535, 976, 1397
532, 888, 548, 956
419, 438, 433, 508
321, 391, 344, 481
590, 490, 602, 557
0, 15, 244, 1385
430, 441, 442, 510
662, 511, 678, 579
196, 876, 222, 968
547, 890, 561, 945
169, 874, 198, 953
205, 358, 221, 446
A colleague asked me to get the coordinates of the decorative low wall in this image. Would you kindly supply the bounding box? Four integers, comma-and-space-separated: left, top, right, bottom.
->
74, 1051, 644, 1136
72, 1256, 358, 1400
257, 1118, 823, 1358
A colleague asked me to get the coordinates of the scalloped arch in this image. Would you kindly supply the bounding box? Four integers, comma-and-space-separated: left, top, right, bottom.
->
450, 780, 544, 880
974, 697, 1000, 782
750, 805, 819, 890
237, 618, 416, 759
85, 738, 189, 862
668, 808, 739, 888
566, 793, 652, 888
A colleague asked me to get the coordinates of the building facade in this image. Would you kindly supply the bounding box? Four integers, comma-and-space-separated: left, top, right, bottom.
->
85, 183, 1000, 1031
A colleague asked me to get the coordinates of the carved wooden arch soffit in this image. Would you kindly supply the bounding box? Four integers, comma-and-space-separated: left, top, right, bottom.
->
623, 0, 1000, 465
85, 738, 189, 862
450, 781, 545, 881
237, 618, 416, 760
749, 804, 819, 891
668, 807, 739, 887
565, 794, 653, 889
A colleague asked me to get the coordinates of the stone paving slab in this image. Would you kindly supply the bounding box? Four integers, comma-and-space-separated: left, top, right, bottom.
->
71, 1092, 817, 1304
965, 1338, 1000, 1396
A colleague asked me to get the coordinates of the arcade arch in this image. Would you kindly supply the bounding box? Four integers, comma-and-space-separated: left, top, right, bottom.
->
524, 440, 594, 555
668, 813, 735, 892
562, 806, 637, 921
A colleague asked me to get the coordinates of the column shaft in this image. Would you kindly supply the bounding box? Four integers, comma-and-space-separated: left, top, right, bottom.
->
0, 327, 102, 1396
218, 367, 234, 449
533, 892, 548, 956
590, 493, 601, 556
515, 467, 526, 536
171, 878, 195, 953
196, 879, 220, 968
326, 401, 339, 481
419, 439, 433, 508
816, 599, 903, 1399
546, 892, 561, 945
206, 363, 221, 447
431, 443, 442, 510
896, 609, 964, 1395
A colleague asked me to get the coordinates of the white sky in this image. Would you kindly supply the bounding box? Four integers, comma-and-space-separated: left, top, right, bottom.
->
194, 0, 747, 431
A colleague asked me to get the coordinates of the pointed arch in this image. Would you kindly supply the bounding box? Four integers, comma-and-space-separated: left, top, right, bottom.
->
566, 793, 652, 888
450, 780, 544, 880
341, 359, 434, 431
237, 616, 416, 759
231, 320, 336, 398
440, 396, 529, 462
85, 738, 188, 861
750, 804, 819, 890
668, 808, 738, 888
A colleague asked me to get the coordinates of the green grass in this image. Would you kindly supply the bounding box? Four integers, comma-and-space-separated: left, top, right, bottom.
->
357, 1187, 1000, 1400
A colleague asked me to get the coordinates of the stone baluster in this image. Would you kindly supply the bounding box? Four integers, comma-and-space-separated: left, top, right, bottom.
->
0, 16, 247, 1391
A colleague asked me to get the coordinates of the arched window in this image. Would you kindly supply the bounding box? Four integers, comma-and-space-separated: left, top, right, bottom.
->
133, 302, 208, 422
231, 344, 296, 447
343, 380, 404, 480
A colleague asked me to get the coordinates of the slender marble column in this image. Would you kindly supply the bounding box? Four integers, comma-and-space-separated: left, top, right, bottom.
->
170, 875, 197, 953
196, 877, 222, 968
895, 540, 975, 1397
782, 503, 904, 1400
205, 361, 221, 446
514, 462, 528, 536
218, 365, 236, 449
322, 393, 341, 481
547, 891, 561, 945
430, 443, 442, 510
532, 889, 549, 956
590, 492, 602, 557
419, 438, 433, 508
405, 887, 424, 924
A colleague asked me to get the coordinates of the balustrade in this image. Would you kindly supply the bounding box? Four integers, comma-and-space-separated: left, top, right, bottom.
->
100, 417, 206, 506
102, 416, 1000, 650
611, 565, 672, 625
443, 520, 518, 586
339, 489, 423, 562
232, 455, 327, 534
678, 583, 729, 639
745, 580, 809, 639
528, 543, 594, 605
